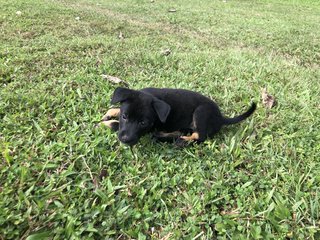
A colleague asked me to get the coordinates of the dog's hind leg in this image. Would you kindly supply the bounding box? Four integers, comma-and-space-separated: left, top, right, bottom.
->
175, 131, 199, 147
193, 104, 223, 139
102, 108, 120, 121
180, 132, 200, 141
177, 104, 221, 146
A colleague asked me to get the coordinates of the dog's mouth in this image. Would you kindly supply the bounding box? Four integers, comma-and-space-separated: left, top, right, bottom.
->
119, 137, 139, 146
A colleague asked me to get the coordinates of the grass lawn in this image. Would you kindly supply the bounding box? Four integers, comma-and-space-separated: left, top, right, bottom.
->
1, 0, 320, 239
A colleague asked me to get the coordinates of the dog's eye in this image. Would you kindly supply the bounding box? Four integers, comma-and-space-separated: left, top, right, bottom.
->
122, 114, 127, 120
139, 120, 145, 126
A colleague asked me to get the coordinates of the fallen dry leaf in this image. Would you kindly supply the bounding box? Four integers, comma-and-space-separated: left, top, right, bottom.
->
160, 232, 173, 240
161, 48, 171, 56
93, 177, 99, 189
261, 87, 276, 109
99, 169, 108, 180
101, 74, 129, 87
127, 188, 132, 197
118, 31, 124, 40
221, 209, 240, 215
95, 58, 102, 66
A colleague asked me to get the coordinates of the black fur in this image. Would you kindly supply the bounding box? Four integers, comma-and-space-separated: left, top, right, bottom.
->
110, 87, 256, 146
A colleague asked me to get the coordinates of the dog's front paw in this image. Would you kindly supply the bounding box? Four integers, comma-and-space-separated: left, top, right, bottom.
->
101, 108, 120, 121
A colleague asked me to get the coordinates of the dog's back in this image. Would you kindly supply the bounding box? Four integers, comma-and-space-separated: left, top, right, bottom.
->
141, 88, 218, 131
141, 88, 215, 111
141, 88, 255, 139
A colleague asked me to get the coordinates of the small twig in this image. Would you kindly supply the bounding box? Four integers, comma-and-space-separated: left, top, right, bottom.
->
161, 232, 173, 240
116, 234, 124, 240
130, 146, 138, 160
192, 231, 204, 240
83, 157, 98, 188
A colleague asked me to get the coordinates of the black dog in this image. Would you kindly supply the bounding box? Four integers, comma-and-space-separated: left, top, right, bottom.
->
101, 87, 256, 146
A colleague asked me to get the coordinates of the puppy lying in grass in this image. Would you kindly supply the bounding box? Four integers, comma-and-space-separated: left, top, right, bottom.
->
101, 87, 256, 146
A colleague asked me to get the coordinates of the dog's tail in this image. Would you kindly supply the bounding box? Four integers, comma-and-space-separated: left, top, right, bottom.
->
223, 102, 256, 125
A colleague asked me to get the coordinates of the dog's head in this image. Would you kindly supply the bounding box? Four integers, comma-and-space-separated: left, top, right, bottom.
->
111, 87, 171, 145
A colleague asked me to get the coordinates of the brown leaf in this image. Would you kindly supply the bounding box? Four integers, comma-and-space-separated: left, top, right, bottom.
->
127, 188, 132, 197
93, 177, 99, 189
118, 31, 124, 40
160, 233, 173, 240
221, 209, 240, 215
261, 87, 276, 109
99, 169, 108, 180
95, 58, 102, 66
161, 49, 171, 56
101, 74, 129, 87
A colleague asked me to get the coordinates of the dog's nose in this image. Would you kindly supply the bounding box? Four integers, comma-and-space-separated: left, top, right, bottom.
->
121, 135, 129, 142
119, 133, 138, 146
119, 134, 131, 143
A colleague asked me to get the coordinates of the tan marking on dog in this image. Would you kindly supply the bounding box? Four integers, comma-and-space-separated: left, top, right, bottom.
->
180, 132, 199, 141
192, 115, 197, 129
157, 131, 182, 138
102, 108, 120, 120
100, 120, 119, 128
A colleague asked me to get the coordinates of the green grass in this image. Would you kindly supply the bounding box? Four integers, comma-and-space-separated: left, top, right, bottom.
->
1, 0, 320, 239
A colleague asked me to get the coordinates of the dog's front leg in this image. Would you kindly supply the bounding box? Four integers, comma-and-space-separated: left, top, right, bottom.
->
99, 108, 120, 131
102, 108, 120, 121
153, 131, 182, 142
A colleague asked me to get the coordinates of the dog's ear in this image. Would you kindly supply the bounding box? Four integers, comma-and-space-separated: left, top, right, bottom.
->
111, 87, 134, 104
152, 98, 171, 123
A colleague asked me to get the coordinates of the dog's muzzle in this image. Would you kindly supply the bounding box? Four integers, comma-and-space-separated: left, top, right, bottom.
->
118, 132, 139, 146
